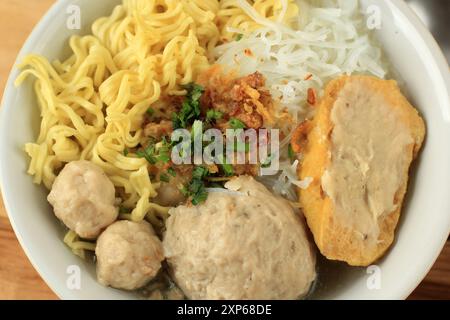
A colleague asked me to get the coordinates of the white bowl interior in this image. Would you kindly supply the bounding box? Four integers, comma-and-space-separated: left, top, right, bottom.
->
1, 0, 449, 300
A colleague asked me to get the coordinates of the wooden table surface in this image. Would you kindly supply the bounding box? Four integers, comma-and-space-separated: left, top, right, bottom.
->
0, 0, 449, 300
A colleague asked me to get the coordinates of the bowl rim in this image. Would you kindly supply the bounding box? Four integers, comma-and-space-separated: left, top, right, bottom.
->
379, 0, 450, 300
0, 0, 449, 300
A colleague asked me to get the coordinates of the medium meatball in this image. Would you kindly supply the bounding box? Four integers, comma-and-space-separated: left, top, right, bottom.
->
153, 182, 185, 207
96, 220, 164, 290
163, 176, 316, 300
47, 160, 117, 239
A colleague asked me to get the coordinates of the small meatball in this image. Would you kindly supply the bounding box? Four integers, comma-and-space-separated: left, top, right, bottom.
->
153, 182, 185, 207
163, 176, 316, 300
153, 165, 193, 207
96, 220, 164, 291
47, 160, 117, 239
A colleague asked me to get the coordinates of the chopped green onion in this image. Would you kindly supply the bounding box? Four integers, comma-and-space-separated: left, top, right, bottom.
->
261, 154, 273, 168
288, 144, 295, 162
192, 166, 209, 180
182, 166, 210, 206
229, 118, 246, 129
189, 178, 204, 194
206, 109, 223, 121
119, 206, 130, 214
159, 174, 170, 183
167, 167, 177, 177
183, 83, 204, 103
157, 137, 172, 163
146, 107, 155, 117
136, 145, 157, 164
173, 83, 205, 129
192, 190, 208, 205
236, 34, 243, 41
221, 163, 234, 176
137, 140, 171, 164
181, 186, 189, 197
157, 152, 170, 164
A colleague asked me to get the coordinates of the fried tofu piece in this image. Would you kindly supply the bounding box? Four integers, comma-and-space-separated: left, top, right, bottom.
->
299, 75, 425, 266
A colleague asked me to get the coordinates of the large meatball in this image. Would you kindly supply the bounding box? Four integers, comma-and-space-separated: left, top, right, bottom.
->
96, 220, 164, 290
163, 176, 316, 300
47, 160, 117, 239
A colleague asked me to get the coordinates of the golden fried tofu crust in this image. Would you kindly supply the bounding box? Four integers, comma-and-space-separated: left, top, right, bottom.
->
299, 75, 425, 266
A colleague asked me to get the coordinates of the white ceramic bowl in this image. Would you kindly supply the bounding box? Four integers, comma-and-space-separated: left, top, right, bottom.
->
1, 0, 449, 300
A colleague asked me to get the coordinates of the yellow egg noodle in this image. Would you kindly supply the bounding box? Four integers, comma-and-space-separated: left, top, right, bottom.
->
218, 0, 299, 41
15, 0, 299, 256
64, 230, 97, 259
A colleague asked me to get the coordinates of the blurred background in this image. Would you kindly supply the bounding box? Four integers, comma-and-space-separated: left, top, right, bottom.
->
405, 0, 450, 64
0, 0, 448, 300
